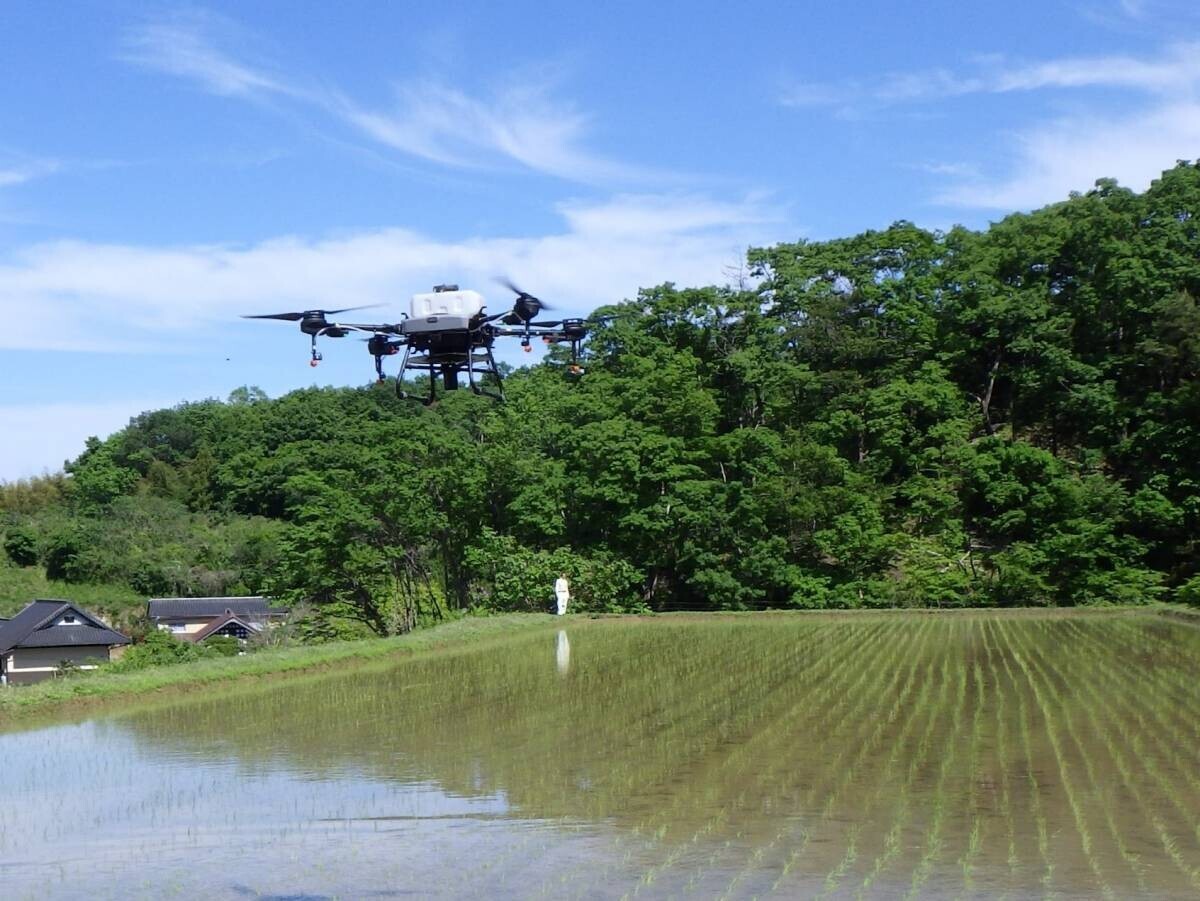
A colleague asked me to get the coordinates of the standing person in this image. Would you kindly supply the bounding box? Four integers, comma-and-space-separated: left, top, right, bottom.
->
554, 573, 570, 615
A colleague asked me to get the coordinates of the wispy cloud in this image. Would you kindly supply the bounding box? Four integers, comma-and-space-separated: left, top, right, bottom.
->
121, 15, 645, 184
936, 102, 1200, 208
783, 41, 1200, 107
335, 80, 645, 182
120, 13, 291, 99
0, 159, 60, 188
783, 41, 1200, 211
0, 192, 782, 353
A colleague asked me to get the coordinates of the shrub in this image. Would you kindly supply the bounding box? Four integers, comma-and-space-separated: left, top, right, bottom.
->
2, 525, 38, 567
109, 629, 212, 672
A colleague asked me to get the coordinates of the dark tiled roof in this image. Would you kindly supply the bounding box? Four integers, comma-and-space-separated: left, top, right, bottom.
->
19, 625, 129, 648
0, 600, 129, 653
146, 597, 282, 620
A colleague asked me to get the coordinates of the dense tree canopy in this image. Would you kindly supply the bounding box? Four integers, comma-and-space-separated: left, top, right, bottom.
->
4, 163, 1199, 632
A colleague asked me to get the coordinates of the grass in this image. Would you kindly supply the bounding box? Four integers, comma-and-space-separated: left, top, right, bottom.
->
0, 561, 143, 620
0, 612, 562, 722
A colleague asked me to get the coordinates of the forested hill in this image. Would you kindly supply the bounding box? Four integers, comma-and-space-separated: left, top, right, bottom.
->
3, 164, 1199, 632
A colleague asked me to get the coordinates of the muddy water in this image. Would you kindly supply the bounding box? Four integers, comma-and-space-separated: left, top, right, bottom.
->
2, 613, 1199, 899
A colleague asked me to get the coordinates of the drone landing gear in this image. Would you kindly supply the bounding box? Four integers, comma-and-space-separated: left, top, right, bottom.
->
395, 347, 505, 405
466, 347, 504, 401
395, 345, 440, 406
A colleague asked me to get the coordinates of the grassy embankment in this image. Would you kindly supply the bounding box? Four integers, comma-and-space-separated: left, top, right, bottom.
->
0, 561, 143, 621
0, 612, 562, 721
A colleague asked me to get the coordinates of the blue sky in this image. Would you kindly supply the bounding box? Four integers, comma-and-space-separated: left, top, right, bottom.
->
2, 0, 1199, 479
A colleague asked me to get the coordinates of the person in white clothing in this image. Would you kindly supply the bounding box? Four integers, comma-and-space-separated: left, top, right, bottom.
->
554, 574, 570, 615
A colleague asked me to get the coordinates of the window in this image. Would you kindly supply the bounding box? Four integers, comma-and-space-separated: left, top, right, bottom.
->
60, 614, 77, 625
169, 623, 188, 634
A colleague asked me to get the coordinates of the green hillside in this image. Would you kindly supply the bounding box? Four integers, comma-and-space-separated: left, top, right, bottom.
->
3, 164, 1199, 634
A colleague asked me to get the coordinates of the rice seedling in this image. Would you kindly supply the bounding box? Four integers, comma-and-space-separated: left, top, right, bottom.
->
902, 632, 971, 901
978, 617, 1019, 891
1002, 618, 1116, 900
987, 618, 1055, 896
1029, 618, 1200, 894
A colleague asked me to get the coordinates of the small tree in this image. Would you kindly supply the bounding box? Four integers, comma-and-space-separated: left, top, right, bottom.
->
2, 525, 38, 567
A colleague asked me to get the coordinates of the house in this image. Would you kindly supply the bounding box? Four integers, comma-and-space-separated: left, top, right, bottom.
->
0, 600, 130, 685
146, 597, 287, 643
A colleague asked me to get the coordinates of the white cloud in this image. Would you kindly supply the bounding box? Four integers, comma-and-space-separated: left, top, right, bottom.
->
0, 193, 782, 353
120, 15, 290, 98
936, 102, 1200, 209
782, 41, 1200, 212
0, 159, 60, 188
785, 41, 1200, 107
342, 80, 651, 183
121, 17, 643, 184
0, 401, 174, 481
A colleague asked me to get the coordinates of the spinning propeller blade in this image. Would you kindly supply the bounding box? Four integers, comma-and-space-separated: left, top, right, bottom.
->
241, 303, 383, 321
495, 277, 554, 319
242, 312, 306, 321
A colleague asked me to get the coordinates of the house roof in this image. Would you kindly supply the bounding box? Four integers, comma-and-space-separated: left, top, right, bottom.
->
0, 600, 129, 654
146, 597, 283, 620
193, 611, 266, 643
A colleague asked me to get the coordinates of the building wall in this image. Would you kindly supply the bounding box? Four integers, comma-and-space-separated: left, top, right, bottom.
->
157, 620, 210, 637
4, 645, 112, 685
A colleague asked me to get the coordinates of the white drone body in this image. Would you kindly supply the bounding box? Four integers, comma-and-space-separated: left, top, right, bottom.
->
405, 288, 486, 334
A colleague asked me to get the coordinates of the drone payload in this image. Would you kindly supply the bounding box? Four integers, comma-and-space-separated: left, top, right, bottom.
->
243, 282, 598, 405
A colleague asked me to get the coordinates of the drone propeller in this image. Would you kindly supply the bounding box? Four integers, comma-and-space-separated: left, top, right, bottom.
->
241, 304, 382, 321
496, 277, 555, 324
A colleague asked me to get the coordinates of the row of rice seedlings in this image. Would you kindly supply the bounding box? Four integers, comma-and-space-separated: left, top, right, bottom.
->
1062, 617, 1200, 760
955, 657, 988, 898
556, 627, 786, 810
764, 619, 948, 893
1101, 616, 1200, 716
1010, 615, 1192, 896
1041, 617, 1200, 888
1058, 618, 1200, 816
559, 622, 842, 828
703, 618, 929, 898
854, 631, 956, 898
1037, 616, 1200, 890
1047, 617, 1200, 836
1000, 618, 1117, 900
977, 617, 1019, 895
654, 617, 928, 899
1089, 618, 1200, 750
1065, 680, 1196, 894
985, 619, 1054, 894
786, 618, 940, 900
653, 624, 897, 850
902, 624, 973, 901
1014, 619, 1150, 894
568, 620, 901, 899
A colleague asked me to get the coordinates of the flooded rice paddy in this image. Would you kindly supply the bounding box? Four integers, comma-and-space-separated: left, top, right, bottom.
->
3, 612, 1200, 899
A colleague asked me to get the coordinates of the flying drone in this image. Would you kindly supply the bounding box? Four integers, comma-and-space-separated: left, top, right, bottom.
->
243, 281, 599, 404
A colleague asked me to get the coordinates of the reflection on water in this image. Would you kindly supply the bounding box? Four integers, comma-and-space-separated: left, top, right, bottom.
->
2, 614, 1200, 899
556, 629, 571, 676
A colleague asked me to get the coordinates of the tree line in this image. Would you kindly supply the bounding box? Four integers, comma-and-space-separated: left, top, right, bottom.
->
3, 163, 1198, 634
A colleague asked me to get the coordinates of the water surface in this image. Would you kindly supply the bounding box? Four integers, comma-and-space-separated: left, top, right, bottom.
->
2, 613, 1199, 899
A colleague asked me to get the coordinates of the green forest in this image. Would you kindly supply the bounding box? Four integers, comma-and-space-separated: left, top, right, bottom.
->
3, 163, 1199, 635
